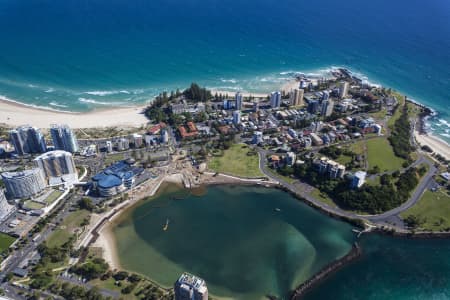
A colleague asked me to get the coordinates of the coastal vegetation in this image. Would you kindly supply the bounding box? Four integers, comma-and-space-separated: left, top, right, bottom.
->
144, 82, 212, 125
388, 104, 415, 160
208, 144, 263, 178
294, 161, 425, 214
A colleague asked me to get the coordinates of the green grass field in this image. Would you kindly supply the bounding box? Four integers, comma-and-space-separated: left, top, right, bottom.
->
366, 138, 404, 172
267, 168, 296, 184
208, 144, 263, 178
401, 190, 450, 231
0, 233, 15, 253
45, 190, 63, 204
310, 188, 337, 208
47, 209, 90, 248
24, 201, 45, 210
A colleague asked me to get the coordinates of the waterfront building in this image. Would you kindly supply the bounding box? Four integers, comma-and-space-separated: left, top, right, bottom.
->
0, 190, 14, 221
34, 150, 78, 186
351, 171, 367, 188
1, 169, 46, 199
314, 157, 346, 179
91, 161, 141, 197
174, 273, 208, 300
106, 141, 113, 153
321, 99, 334, 117
232, 110, 241, 125
290, 88, 304, 106
235, 92, 243, 110
9, 125, 46, 155
132, 133, 144, 148
339, 81, 349, 99
50, 124, 79, 153
117, 138, 130, 151
270, 91, 281, 108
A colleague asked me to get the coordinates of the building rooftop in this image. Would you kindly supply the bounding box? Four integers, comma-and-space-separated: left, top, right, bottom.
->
92, 161, 142, 189
177, 272, 206, 289
34, 150, 72, 160
1, 168, 41, 179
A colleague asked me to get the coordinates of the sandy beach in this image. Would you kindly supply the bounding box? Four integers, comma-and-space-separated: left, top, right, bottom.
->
93, 224, 121, 270
415, 131, 450, 160
0, 97, 149, 128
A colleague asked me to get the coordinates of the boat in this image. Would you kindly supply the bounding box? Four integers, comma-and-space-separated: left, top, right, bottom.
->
163, 218, 170, 231
274, 208, 281, 212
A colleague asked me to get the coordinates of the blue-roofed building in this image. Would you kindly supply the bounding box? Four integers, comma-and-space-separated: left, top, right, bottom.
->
91, 161, 142, 197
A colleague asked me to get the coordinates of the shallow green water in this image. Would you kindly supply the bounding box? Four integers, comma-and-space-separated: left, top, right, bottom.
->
112, 184, 355, 299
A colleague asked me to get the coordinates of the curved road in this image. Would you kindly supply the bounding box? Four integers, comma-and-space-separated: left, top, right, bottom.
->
257, 148, 436, 226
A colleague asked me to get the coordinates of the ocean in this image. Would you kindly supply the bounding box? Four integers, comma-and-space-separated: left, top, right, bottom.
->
0, 0, 449, 141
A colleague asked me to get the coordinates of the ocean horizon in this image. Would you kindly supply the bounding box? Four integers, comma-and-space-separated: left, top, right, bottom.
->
0, 0, 449, 141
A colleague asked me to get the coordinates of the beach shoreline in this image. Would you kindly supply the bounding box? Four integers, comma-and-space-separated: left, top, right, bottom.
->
0, 97, 149, 129
91, 171, 273, 271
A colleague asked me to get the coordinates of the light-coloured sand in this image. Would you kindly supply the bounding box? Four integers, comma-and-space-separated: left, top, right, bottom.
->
0, 98, 149, 129
415, 131, 450, 160
93, 225, 120, 270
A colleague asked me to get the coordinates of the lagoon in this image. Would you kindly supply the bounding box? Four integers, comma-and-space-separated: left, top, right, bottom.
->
111, 184, 355, 299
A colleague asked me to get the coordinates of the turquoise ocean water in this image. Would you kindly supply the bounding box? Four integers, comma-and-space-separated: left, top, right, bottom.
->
0, 0, 449, 140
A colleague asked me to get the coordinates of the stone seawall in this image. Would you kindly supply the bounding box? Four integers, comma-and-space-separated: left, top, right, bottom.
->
290, 243, 362, 300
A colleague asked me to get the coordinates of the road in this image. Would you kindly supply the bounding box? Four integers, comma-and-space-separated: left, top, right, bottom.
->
0, 189, 85, 299
257, 148, 437, 227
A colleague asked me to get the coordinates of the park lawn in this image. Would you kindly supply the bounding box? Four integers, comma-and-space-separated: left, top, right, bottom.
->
311, 188, 337, 208
348, 140, 365, 155
47, 209, 90, 248
400, 190, 450, 231
45, 190, 63, 204
208, 144, 263, 178
366, 138, 404, 172
91, 277, 152, 300
0, 233, 16, 253
267, 168, 296, 184
24, 201, 45, 210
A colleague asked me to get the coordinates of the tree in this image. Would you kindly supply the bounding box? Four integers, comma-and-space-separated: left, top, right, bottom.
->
79, 197, 94, 211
